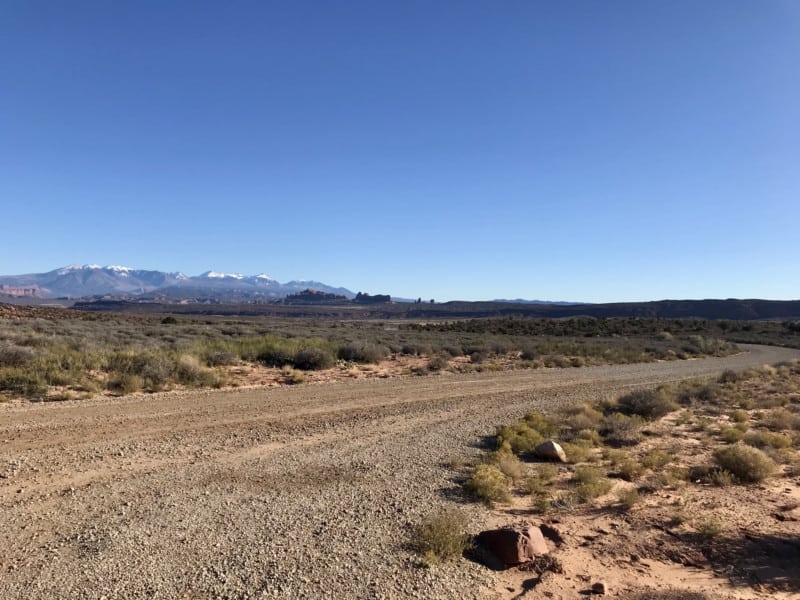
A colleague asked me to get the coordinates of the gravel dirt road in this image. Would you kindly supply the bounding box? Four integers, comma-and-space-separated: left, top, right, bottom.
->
2, 344, 799, 599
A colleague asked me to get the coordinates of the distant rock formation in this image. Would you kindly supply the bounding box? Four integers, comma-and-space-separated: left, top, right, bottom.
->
283, 289, 349, 304
0, 284, 40, 298
353, 292, 392, 305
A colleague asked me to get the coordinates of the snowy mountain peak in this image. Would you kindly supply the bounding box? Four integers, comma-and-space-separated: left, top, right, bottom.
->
105, 265, 135, 273
56, 264, 83, 275
255, 273, 275, 281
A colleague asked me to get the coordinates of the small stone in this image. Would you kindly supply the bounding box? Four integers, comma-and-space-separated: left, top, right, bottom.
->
592, 581, 607, 595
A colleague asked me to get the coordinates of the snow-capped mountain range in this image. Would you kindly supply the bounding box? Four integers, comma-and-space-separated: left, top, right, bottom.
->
0, 264, 354, 300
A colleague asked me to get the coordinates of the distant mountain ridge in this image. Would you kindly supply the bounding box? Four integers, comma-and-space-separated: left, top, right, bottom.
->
0, 264, 355, 301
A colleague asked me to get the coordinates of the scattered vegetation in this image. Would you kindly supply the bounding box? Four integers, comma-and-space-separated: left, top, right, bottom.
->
713, 445, 776, 483
413, 509, 470, 565
464, 464, 511, 504
0, 308, 749, 400
460, 360, 800, 536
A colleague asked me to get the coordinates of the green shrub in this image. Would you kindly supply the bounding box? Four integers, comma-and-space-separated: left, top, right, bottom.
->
573, 466, 613, 501
0, 368, 48, 397
292, 347, 335, 370
617, 459, 644, 481
536, 463, 559, 482
718, 369, 741, 384
695, 516, 724, 539
206, 350, 239, 366
560, 441, 594, 464
719, 426, 745, 444
464, 464, 511, 503
764, 408, 800, 431
710, 469, 735, 487
414, 509, 470, 564
496, 423, 545, 455
617, 388, 678, 420
600, 413, 643, 446
713, 444, 776, 483
523, 411, 558, 436
0, 344, 36, 367
488, 444, 526, 480
337, 342, 389, 364
427, 355, 450, 372
730, 409, 749, 424
641, 449, 672, 470
744, 430, 792, 449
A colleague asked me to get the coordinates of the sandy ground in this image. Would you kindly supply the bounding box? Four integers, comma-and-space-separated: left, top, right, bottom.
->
1, 344, 799, 599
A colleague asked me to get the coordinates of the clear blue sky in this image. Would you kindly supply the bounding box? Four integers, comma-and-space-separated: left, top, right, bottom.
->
2, 1, 798, 302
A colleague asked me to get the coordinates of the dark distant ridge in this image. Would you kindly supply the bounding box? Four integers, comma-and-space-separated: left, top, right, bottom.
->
69, 298, 800, 320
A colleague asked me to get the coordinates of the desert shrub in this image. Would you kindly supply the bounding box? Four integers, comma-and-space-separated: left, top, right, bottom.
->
710, 469, 735, 487
488, 444, 526, 480
523, 411, 558, 436
468, 351, 487, 364
531, 491, 552, 514
464, 464, 511, 503
337, 342, 388, 364
713, 444, 776, 483
695, 516, 724, 539
175, 354, 207, 384
106, 373, 143, 395
641, 449, 672, 470
292, 347, 335, 370
679, 383, 725, 406
0, 344, 36, 367
575, 428, 602, 446
617, 459, 644, 481
535, 463, 559, 482
256, 345, 295, 367
542, 354, 571, 368
496, 423, 545, 455
280, 367, 306, 384
0, 368, 48, 397
617, 388, 677, 420
617, 487, 641, 509
206, 350, 239, 367
524, 476, 549, 496
160, 316, 178, 325
764, 408, 800, 431
107, 350, 173, 391
560, 441, 594, 464
573, 466, 613, 501
744, 430, 792, 449
600, 413, 643, 446
730, 409, 749, 424
520, 345, 538, 360
427, 355, 449, 372
562, 403, 603, 432
718, 369, 741, 384
414, 509, 470, 564
719, 426, 745, 444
